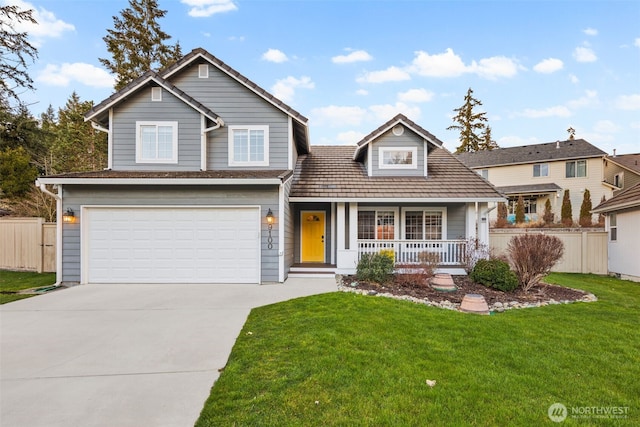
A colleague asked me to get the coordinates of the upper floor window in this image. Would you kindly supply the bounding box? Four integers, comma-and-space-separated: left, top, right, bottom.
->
136, 121, 178, 163
566, 160, 587, 178
478, 169, 489, 180
614, 173, 623, 188
533, 163, 549, 177
228, 125, 269, 166
378, 147, 417, 170
198, 64, 209, 78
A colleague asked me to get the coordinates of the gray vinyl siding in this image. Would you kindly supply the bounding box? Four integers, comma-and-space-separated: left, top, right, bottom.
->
292, 203, 332, 264
111, 88, 202, 171
169, 63, 291, 170
60, 185, 280, 284
371, 129, 425, 177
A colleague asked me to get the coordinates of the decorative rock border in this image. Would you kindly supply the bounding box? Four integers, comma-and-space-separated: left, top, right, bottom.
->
336, 276, 598, 314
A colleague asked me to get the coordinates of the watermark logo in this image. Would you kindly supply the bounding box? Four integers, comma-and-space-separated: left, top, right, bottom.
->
548, 403, 568, 423
548, 403, 629, 422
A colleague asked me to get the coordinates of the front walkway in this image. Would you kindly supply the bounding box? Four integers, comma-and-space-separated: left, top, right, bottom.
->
0, 278, 336, 427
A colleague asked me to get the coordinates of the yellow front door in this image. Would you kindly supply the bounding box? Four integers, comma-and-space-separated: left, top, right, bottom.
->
301, 211, 325, 263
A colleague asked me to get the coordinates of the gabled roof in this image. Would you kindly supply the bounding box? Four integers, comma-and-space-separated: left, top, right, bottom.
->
607, 153, 640, 175
85, 71, 221, 125
161, 48, 308, 125
456, 139, 607, 168
290, 145, 504, 201
592, 182, 640, 213
353, 114, 444, 160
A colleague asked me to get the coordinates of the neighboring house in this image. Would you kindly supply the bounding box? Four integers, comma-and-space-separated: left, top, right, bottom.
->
456, 140, 615, 224
36, 48, 503, 285
603, 153, 640, 197
592, 182, 640, 282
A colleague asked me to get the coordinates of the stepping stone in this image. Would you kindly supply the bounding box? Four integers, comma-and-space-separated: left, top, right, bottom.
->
430, 273, 457, 292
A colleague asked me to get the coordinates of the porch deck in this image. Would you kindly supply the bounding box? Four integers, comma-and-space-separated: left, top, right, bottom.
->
358, 239, 467, 266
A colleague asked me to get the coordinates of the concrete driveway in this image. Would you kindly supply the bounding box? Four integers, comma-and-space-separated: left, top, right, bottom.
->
0, 278, 336, 427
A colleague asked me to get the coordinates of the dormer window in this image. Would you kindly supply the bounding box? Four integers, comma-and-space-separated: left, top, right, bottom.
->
379, 147, 417, 169
151, 87, 162, 101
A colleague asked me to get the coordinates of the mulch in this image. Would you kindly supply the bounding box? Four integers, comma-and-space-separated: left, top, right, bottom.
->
340, 274, 588, 305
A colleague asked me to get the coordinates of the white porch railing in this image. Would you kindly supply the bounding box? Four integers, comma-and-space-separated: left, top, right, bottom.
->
357, 239, 467, 265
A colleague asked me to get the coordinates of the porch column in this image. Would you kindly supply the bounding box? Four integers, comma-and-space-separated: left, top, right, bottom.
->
336, 203, 345, 252
348, 202, 358, 250
336, 202, 359, 274
466, 203, 477, 240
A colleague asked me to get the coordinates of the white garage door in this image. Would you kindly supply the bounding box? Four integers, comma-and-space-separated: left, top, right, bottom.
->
84, 207, 260, 284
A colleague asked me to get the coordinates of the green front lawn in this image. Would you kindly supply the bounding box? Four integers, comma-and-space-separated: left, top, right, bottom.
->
197, 273, 639, 426
0, 270, 57, 304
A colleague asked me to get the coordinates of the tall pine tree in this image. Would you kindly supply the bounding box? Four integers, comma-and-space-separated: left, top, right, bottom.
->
479, 125, 499, 150
447, 88, 488, 153
100, 0, 182, 90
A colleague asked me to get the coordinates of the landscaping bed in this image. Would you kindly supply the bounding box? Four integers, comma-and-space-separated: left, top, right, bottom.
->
339, 274, 596, 311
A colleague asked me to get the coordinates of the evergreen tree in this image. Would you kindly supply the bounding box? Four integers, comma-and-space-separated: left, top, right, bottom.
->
543, 198, 554, 224
52, 92, 107, 173
579, 189, 593, 227
515, 195, 525, 224
561, 189, 573, 227
597, 195, 606, 226
447, 88, 488, 153
496, 202, 508, 228
479, 125, 499, 150
0, 146, 37, 197
100, 0, 182, 90
0, 5, 38, 108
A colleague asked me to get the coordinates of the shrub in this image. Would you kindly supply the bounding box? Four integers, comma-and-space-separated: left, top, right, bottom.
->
515, 195, 525, 224
579, 189, 592, 227
507, 234, 564, 292
543, 198, 554, 224
356, 252, 394, 284
462, 237, 492, 273
561, 189, 573, 227
495, 202, 509, 228
470, 259, 518, 292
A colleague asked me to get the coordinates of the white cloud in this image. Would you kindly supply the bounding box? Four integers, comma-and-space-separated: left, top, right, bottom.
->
573, 46, 597, 62
332, 50, 373, 64
356, 66, 411, 84
567, 90, 599, 109
355, 89, 368, 96
336, 130, 366, 145
517, 105, 572, 118
310, 105, 367, 127
410, 49, 467, 78
469, 56, 519, 80
534, 58, 564, 74
262, 49, 288, 63
37, 63, 114, 88
583, 28, 598, 36
369, 102, 421, 122
593, 120, 619, 133
615, 94, 640, 110
181, 0, 238, 17
569, 74, 579, 84
397, 88, 434, 103
271, 76, 313, 103
9, 0, 75, 45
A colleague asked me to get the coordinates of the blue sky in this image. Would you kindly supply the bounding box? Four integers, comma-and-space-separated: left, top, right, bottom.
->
8, 0, 640, 154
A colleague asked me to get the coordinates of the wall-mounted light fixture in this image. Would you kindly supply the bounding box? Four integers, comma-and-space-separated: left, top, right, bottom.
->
62, 208, 75, 223
266, 208, 274, 249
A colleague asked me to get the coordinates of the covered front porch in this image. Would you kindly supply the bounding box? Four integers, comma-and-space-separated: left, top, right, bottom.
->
291, 201, 492, 276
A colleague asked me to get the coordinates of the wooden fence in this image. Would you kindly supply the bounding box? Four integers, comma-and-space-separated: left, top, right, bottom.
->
0, 218, 56, 273
490, 229, 608, 274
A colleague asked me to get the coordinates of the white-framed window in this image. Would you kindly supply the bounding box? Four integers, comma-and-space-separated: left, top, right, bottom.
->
378, 147, 417, 169
614, 173, 623, 188
533, 163, 549, 177
135, 121, 178, 163
566, 160, 587, 178
478, 169, 489, 180
403, 208, 447, 240
228, 125, 269, 166
198, 64, 209, 78
357, 209, 398, 240
151, 87, 162, 102
508, 197, 537, 215
609, 213, 617, 241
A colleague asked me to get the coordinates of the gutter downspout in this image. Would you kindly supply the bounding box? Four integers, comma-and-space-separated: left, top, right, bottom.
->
35, 180, 62, 286
201, 117, 224, 171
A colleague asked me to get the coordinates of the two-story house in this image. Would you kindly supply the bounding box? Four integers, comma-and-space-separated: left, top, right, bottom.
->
37, 48, 503, 285
456, 140, 615, 224
603, 153, 640, 196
